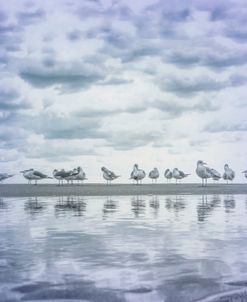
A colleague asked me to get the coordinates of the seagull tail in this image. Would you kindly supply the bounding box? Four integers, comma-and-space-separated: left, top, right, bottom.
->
47, 176, 53, 179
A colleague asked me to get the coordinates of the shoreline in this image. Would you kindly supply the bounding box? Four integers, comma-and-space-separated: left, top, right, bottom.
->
0, 183, 247, 197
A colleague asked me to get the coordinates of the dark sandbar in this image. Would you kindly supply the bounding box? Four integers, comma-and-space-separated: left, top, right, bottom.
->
1, 183, 247, 197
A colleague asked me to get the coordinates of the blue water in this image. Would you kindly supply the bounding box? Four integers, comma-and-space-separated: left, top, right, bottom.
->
1, 195, 247, 302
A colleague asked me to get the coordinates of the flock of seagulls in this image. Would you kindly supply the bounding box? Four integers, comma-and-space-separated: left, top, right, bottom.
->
0, 161, 247, 186
53, 167, 87, 185
196, 161, 237, 186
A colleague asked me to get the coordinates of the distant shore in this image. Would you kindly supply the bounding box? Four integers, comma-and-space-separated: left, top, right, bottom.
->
0, 183, 247, 197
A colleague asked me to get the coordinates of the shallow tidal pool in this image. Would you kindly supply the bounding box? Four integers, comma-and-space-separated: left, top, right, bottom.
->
1, 194, 247, 302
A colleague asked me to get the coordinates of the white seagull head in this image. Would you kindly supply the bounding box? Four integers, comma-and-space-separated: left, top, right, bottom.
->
197, 160, 206, 166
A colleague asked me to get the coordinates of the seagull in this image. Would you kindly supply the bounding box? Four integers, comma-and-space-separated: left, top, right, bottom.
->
74, 166, 87, 184
101, 167, 120, 185
196, 160, 220, 186
210, 169, 221, 182
53, 169, 72, 186
0, 173, 14, 183
64, 168, 79, 185
148, 167, 159, 183
223, 164, 235, 184
164, 169, 173, 183
20, 169, 52, 185
130, 164, 146, 185
172, 168, 190, 184
242, 169, 247, 180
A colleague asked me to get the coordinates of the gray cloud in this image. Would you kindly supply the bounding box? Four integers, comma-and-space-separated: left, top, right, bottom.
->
105, 130, 162, 151
98, 76, 133, 86
0, 126, 29, 150
27, 143, 98, 160
67, 30, 83, 42
17, 8, 46, 25
158, 75, 227, 97
152, 98, 219, 117
165, 49, 247, 70
22, 112, 105, 140
0, 84, 31, 116
0, 23, 22, 52
19, 59, 106, 92
204, 121, 247, 133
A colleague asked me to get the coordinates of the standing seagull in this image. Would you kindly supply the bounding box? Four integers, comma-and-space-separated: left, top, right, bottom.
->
172, 168, 190, 184
196, 160, 220, 187
210, 169, 221, 182
242, 169, 247, 180
164, 169, 173, 183
130, 164, 146, 185
64, 168, 79, 185
101, 167, 120, 185
223, 164, 235, 184
74, 167, 87, 185
53, 169, 72, 186
149, 167, 159, 183
0, 173, 14, 183
20, 169, 52, 185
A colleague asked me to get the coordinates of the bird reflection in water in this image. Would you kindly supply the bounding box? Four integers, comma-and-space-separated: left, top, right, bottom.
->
197, 195, 221, 222
102, 197, 118, 219
224, 195, 235, 213
24, 197, 46, 217
149, 195, 160, 217
165, 195, 186, 213
131, 196, 146, 217
0, 197, 7, 210
55, 196, 86, 217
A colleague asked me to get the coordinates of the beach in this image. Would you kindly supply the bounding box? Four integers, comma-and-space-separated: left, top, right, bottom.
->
1, 183, 247, 197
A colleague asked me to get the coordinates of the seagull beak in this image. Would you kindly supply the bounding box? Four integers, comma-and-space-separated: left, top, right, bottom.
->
203, 162, 207, 165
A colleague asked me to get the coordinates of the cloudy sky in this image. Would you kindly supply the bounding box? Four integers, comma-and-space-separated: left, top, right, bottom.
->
1, 0, 247, 183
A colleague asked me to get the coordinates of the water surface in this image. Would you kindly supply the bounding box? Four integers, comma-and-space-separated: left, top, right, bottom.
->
1, 195, 247, 302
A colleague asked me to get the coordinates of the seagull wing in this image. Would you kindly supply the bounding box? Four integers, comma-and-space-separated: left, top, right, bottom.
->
33, 171, 47, 178
106, 170, 115, 177
210, 169, 221, 179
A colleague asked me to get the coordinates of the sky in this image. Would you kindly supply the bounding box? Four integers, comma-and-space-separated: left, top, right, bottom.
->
1, 0, 247, 183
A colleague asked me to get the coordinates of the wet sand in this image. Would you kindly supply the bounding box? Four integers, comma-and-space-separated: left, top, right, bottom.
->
0, 183, 247, 197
